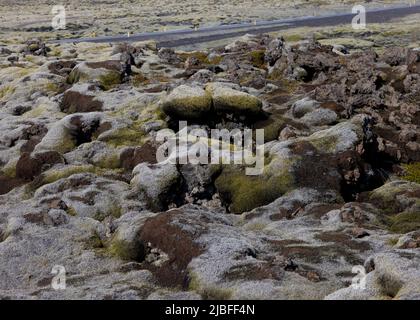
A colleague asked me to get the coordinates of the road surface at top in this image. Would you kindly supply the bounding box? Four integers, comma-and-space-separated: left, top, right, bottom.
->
52, 4, 420, 48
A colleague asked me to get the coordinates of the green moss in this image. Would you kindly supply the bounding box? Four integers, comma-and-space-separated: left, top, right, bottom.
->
401, 163, 420, 184
249, 50, 266, 68
309, 135, 339, 154
179, 51, 210, 64
162, 92, 212, 119
388, 211, 420, 234
99, 71, 122, 90
200, 287, 233, 300
22, 105, 49, 119
85, 232, 104, 249
108, 238, 144, 262
43, 82, 61, 95
66, 206, 77, 216
215, 165, 294, 214
2, 160, 17, 178
386, 237, 399, 246
42, 165, 97, 185
50, 48, 62, 57
67, 69, 80, 84
258, 116, 285, 142
101, 127, 145, 147
94, 152, 121, 169
25, 165, 124, 196
284, 34, 304, 42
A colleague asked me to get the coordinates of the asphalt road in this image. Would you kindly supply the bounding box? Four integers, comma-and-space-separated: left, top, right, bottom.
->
52, 4, 420, 48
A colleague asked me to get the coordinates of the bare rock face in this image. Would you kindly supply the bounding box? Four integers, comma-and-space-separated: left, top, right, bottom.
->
0, 35, 419, 300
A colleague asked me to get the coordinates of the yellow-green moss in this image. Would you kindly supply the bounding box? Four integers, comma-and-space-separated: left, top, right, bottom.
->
0, 85, 15, 100
386, 237, 399, 246
42, 165, 97, 185
2, 160, 17, 178
179, 51, 210, 64
94, 152, 121, 169
108, 238, 144, 262
85, 232, 104, 249
249, 50, 266, 69
309, 135, 339, 154
109, 239, 134, 260
284, 34, 304, 42
215, 166, 294, 214
162, 92, 212, 119
22, 105, 49, 118
388, 211, 420, 234
100, 127, 145, 147
401, 163, 420, 184
99, 71, 122, 90
258, 116, 285, 142
43, 82, 61, 95
188, 272, 233, 300
50, 48, 62, 57
66, 206, 77, 216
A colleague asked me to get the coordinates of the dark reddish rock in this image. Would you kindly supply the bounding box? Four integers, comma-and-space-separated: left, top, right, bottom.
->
60, 90, 103, 113
48, 60, 77, 77
16, 151, 64, 181
139, 210, 203, 288
0, 175, 24, 195
120, 142, 157, 171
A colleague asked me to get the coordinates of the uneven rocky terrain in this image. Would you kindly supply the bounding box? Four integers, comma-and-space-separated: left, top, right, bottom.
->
0, 27, 419, 299
0, 0, 410, 39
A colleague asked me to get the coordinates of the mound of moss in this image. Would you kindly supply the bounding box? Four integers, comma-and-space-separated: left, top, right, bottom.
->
215, 164, 294, 214
161, 85, 212, 119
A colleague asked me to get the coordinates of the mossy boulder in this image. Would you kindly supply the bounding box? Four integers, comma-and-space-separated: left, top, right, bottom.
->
206, 82, 263, 118
107, 226, 140, 258
131, 163, 180, 211
161, 85, 212, 119
369, 180, 420, 215
67, 61, 123, 90
305, 119, 363, 154
215, 155, 295, 214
